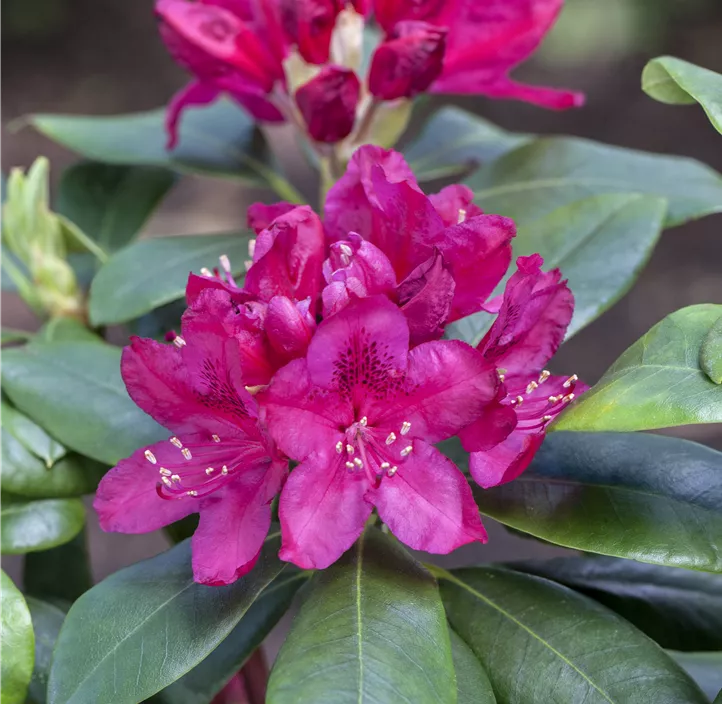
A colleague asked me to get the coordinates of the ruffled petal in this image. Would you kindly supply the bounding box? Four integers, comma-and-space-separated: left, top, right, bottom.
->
279, 451, 372, 569
468, 429, 544, 489
373, 339, 500, 443
265, 295, 315, 363
260, 359, 352, 460
247, 202, 297, 234
94, 441, 198, 533
429, 184, 484, 227
371, 442, 486, 553
280, 0, 342, 64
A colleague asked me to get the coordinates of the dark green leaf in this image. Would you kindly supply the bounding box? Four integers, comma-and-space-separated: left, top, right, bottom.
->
554, 304, 722, 431
473, 432, 722, 572
1, 328, 32, 345
701, 314, 722, 384
30, 99, 270, 183
1, 341, 166, 465
440, 567, 708, 703
25, 530, 93, 604
26, 598, 66, 704
466, 136, 722, 227
58, 162, 176, 252
1, 496, 85, 554
267, 527, 456, 704
668, 652, 722, 702
47, 533, 288, 704
404, 107, 530, 181
449, 194, 667, 345
642, 56, 722, 134
158, 571, 305, 704
1, 570, 35, 704
449, 629, 496, 704
37, 318, 102, 344
88, 233, 250, 326
507, 557, 722, 651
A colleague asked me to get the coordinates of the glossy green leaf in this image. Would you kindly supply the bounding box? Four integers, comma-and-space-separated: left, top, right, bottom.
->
474, 431, 722, 572
449, 629, 496, 704
267, 528, 456, 704
2, 401, 66, 467
47, 534, 288, 704
507, 557, 722, 651
26, 598, 66, 704
404, 107, 530, 181
643, 56, 722, 134
555, 304, 722, 431
449, 193, 667, 345
158, 570, 305, 704
467, 136, 722, 227
88, 233, 251, 325
1, 571, 35, 704
37, 318, 102, 344
25, 530, 93, 604
668, 652, 722, 702
439, 567, 708, 703
58, 162, 176, 252
1, 496, 85, 554
701, 314, 722, 384
1, 341, 165, 465
30, 99, 270, 183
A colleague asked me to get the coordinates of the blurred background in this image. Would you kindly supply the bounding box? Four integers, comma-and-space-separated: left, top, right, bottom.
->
3, 0, 722, 655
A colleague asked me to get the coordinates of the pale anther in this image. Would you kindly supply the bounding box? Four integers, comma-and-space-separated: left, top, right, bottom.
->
182, 448, 193, 460
244, 259, 253, 271
170, 437, 183, 448
144, 450, 157, 464
548, 395, 562, 403
187, 490, 198, 496
539, 370, 551, 383
563, 374, 578, 388
400, 445, 413, 457
346, 444, 354, 454
171, 474, 181, 482
200, 267, 213, 277
248, 239, 256, 257
354, 457, 363, 468
205, 467, 215, 475
221, 466, 229, 475
511, 395, 524, 406
385, 432, 396, 445
159, 467, 171, 476
173, 335, 186, 348
387, 466, 398, 477
212, 434, 221, 443
457, 208, 467, 224
526, 381, 539, 394
336, 441, 344, 454
359, 416, 368, 426
162, 477, 172, 487
346, 461, 355, 469
563, 393, 575, 403
380, 461, 391, 469
219, 254, 232, 273
542, 415, 553, 422
400, 421, 411, 435
339, 243, 353, 257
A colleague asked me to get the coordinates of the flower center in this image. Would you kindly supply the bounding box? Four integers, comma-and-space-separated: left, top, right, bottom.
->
504, 370, 581, 431
333, 416, 414, 486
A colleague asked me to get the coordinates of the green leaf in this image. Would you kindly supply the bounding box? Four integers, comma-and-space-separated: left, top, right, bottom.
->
25, 530, 93, 604
466, 136, 722, 227
701, 314, 722, 384
439, 567, 708, 703
26, 598, 66, 704
449, 629, 496, 704
158, 571, 305, 704
57, 162, 176, 253
37, 318, 102, 344
30, 99, 269, 183
668, 652, 722, 702
1, 341, 166, 465
642, 56, 722, 135
507, 557, 722, 651
1, 496, 85, 554
404, 107, 530, 181
1, 571, 35, 704
449, 193, 667, 346
88, 233, 251, 326
267, 528, 456, 704
473, 431, 722, 572
554, 304, 722, 432
2, 401, 66, 467
47, 533, 288, 704
1, 328, 32, 345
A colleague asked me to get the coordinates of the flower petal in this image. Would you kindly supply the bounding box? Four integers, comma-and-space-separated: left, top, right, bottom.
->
469, 429, 544, 489
247, 202, 297, 234
165, 81, 220, 150
429, 184, 483, 227
265, 295, 315, 363
371, 442, 486, 553
279, 451, 372, 569
280, 0, 342, 64
374, 339, 500, 443
94, 441, 198, 533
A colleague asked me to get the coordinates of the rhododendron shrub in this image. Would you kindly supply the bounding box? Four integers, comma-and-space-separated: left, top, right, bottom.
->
4, 3, 722, 704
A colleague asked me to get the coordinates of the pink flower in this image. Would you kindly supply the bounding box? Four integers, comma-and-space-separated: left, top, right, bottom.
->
370, 0, 583, 109
260, 296, 508, 569
460, 254, 587, 488
324, 145, 515, 322
94, 302, 287, 586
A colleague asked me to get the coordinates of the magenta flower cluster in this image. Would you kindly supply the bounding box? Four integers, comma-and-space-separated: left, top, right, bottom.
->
94, 146, 585, 584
